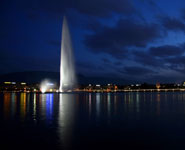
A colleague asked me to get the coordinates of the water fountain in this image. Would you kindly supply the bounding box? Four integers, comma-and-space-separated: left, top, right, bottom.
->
59, 17, 76, 92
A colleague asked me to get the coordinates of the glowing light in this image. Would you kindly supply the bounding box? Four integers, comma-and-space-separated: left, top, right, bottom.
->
21, 82, 26, 85
47, 83, 54, 86
4, 82, 11, 84
40, 79, 54, 93
11, 82, 16, 84
41, 87, 47, 93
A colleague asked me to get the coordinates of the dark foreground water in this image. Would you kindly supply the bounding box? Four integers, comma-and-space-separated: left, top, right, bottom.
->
1, 92, 185, 150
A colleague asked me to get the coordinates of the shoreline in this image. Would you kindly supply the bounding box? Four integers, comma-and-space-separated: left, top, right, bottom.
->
1, 88, 185, 93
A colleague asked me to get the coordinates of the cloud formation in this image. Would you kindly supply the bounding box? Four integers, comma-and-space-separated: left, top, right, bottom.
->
160, 16, 185, 32
149, 45, 185, 57
119, 66, 156, 76
132, 44, 185, 75
85, 19, 161, 59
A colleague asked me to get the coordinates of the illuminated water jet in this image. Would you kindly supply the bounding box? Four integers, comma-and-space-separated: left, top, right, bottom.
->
59, 17, 76, 92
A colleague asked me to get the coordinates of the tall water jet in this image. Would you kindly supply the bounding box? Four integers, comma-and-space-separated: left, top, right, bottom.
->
59, 17, 76, 92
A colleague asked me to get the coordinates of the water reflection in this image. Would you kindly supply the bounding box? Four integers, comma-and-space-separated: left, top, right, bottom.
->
46, 94, 54, 122
3, 92, 185, 122
39, 94, 47, 121
2, 92, 185, 149
136, 92, 140, 113
3, 93, 11, 119
11, 93, 17, 117
58, 94, 76, 149
156, 93, 160, 115
20, 93, 26, 120
33, 93, 37, 121
114, 94, 117, 114
96, 93, 100, 118
88, 93, 92, 117
107, 93, 111, 120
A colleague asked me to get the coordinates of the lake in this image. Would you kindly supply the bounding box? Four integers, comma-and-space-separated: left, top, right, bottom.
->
1, 92, 185, 150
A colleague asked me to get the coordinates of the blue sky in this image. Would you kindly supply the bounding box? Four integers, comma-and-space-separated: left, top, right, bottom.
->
1, 0, 185, 83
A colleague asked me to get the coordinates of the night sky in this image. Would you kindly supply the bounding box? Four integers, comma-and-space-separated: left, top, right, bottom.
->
1, 0, 185, 83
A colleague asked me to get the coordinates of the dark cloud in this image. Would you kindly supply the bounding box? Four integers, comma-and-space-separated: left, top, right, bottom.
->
160, 16, 185, 32
114, 61, 122, 66
118, 66, 156, 76
25, 0, 135, 17
86, 21, 104, 32
165, 56, 185, 73
149, 45, 185, 57
166, 56, 185, 65
147, 0, 157, 7
102, 58, 111, 64
146, 74, 184, 83
181, 8, 185, 21
133, 50, 162, 67
132, 44, 185, 74
140, 0, 163, 13
85, 19, 161, 59
76, 61, 104, 72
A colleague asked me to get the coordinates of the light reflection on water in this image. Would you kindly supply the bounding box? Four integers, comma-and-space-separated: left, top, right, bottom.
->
1, 92, 185, 149
107, 93, 111, 122
96, 93, 100, 118
2, 92, 185, 122
46, 94, 53, 122
88, 93, 92, 117
20, 93, 26, 120
11, 93, 17, 117
33, 93, 36, 121
3, 93, 11, 119
58, 94, 76, 149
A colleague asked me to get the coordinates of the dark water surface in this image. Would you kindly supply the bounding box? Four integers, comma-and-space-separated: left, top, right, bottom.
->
1, 92, 185, 150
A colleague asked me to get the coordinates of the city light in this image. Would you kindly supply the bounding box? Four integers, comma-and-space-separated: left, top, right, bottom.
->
40, 79, 55, 93
41, 87, 47, 93
4, 82, 11, 84
47, 83, 54, 86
